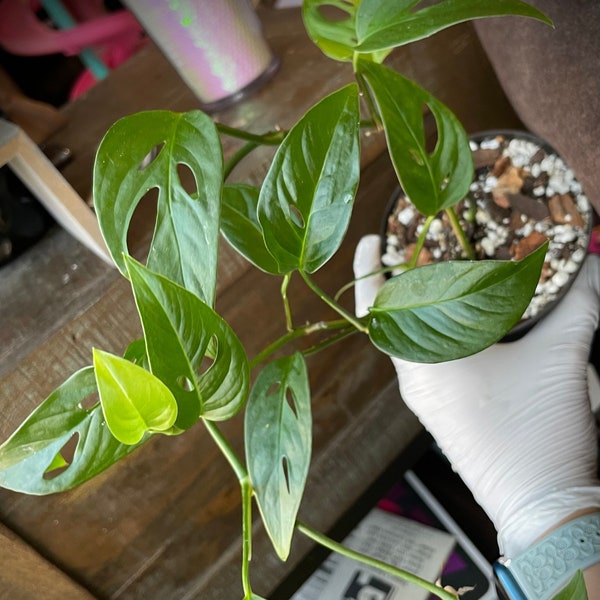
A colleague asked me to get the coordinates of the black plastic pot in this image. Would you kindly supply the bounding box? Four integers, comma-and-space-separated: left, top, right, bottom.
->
380, 130, 593, 342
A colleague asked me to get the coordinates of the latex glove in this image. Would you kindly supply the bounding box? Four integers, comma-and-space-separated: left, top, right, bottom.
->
354, 234, 600, 558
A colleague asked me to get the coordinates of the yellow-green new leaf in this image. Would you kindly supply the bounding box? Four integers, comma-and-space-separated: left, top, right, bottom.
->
93, 349, 178, 445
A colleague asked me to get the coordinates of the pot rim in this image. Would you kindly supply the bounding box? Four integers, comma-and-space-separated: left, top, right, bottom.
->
379, 128, 593, 343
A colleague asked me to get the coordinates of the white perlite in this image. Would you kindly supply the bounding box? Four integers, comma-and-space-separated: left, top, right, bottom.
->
384, 133, 591, 323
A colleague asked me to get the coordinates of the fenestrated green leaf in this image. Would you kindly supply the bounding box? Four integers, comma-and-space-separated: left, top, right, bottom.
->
93, 348, 178, 445
125, 256, 249, 429
302, 0, 359, 62
258, 84, 360, 274
302, 0, 550, 63
94, 110, 223, 305
355, 0, 552, 52
552, 571, 588, 600
0, 367, 144, 494
358, 60, 473, 216
368, 243, 547, 362
221, 184, 282, 274
245, 353, 311, 560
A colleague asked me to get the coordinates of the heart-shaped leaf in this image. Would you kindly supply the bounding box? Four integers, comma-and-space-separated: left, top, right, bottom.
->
258, 84, 360, 274
358, 60, 473, 216
0, 367, 143, 494
126, 256, 249, 428
354, 0, 552, 52
245, 353, 311, 560
94, 110, 223, 305
93, 348, 178, 445
368, 243, 547, 362
221, 184, 282, 274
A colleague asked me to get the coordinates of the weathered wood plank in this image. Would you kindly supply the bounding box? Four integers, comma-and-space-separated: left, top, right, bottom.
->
0, 522, 94, 600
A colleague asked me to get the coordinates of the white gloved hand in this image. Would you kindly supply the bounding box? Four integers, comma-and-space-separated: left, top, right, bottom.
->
354, 234, 600, 558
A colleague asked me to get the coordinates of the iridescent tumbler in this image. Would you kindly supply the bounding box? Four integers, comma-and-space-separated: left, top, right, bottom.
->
123, 0, 279, 110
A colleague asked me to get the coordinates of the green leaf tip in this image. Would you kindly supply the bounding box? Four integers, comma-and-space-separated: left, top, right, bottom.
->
368, 242, 547, 363
258, 84, 360, 274
245, 353, 312, 560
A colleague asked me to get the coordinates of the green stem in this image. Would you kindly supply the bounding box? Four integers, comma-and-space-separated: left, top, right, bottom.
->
203, 420, 255, 599
301, 326, 357, 357
445, 205, 476, 260
408, 214, 435, 269
203, 420, 247, 482
216, 122, 287, 145
249, 319, 349, 370
224, 141, 259, 180
241, 477, 254, 598
333, 263, 408, 302
296, 521, 457, 600
299, 271, 368, 333
281, 273, 293, 332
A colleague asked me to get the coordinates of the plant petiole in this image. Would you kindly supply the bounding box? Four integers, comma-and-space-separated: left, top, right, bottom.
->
445, 205, 476, 260
281, 273, 294, 332
203, 419, 248, 482
241, 476, 254, 598
333, 264, 408, 302
301, 325, 357, 357
203, 421, 256, 599
249, 319, 350, 370
296, 521, 458, 600
224, 141, 259, 180
299, 271, 368, 334
216, 122, 287, 145
408, 214, 435, 269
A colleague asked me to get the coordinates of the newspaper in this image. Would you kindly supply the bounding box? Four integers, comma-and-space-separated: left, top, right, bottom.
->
292, 508, 455, 600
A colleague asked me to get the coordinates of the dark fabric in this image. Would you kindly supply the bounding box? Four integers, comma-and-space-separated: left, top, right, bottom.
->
474, 0, 600, 213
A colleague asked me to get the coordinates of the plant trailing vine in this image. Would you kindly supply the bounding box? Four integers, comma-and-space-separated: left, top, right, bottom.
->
0, 2, 586, 599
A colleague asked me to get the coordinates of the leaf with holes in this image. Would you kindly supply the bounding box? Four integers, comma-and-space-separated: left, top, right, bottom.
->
93, 349, 178, 445
221, 184, 282, 274
302, 0, 391, 63
94, 110, 222, 305
368, 243, 547, 362
354, 0, 552, 52
0, 367, 144, 494
258, 84, 360, 274
126, 256, 249, 428
245, 353, 311, 560
302, 0, 360, 62
358, 60, 473, 216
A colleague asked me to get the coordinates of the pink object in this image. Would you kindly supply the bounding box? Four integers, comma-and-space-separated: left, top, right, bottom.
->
589, 226, 600, 255
0, 0, 145, 98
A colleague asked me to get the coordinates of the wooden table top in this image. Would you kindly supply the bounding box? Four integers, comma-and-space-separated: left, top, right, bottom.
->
0, 7, 521, 599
